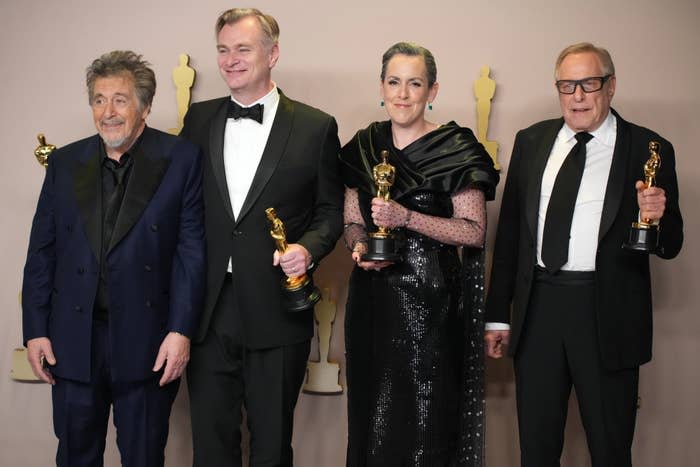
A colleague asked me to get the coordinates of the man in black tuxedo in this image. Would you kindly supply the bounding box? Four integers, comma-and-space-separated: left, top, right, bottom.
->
22, 51, 205, 467
180, 8, 343, 467
485, 43, 683, 466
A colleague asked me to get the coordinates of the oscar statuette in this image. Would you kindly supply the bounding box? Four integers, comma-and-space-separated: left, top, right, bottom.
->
34, 133, 56, 168
361, 150, 402, 262
265, 207, 321, 312
623, 141, 661, 252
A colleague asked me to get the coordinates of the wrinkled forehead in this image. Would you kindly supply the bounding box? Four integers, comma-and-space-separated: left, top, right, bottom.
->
556, 52, 605, 80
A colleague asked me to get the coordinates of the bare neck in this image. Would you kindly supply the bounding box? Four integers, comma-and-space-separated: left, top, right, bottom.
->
391, 120, 438, 150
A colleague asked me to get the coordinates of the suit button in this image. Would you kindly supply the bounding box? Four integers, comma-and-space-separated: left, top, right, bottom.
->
150, 224, 158, 232
74, 306, 82, 312
144, 264, 152, 272
77, 267, 85, 274
146, 300, 152, 308
233, 230, 242, 237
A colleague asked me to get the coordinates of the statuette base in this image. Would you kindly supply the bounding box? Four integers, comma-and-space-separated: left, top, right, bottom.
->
361, 234, 401, 262
623, 222, 659, 253
282, 275, 321, 312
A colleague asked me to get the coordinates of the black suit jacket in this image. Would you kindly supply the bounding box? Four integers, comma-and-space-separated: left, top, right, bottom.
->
180, 91, 343, 348
22, 127, 205, 382
486, 109, 683, 370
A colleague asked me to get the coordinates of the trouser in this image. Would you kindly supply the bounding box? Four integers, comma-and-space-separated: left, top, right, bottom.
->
188, 275, 310, 467
52, 320, 179, 467
515, 269, 639, 467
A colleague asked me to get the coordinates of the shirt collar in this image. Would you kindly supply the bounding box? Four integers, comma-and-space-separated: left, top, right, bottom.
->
230, 84, 279, 109
560, 110, 616, 148
99, 126, 145, 166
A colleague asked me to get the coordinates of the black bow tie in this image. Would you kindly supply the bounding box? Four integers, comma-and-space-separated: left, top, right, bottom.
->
227, 101, 264, 123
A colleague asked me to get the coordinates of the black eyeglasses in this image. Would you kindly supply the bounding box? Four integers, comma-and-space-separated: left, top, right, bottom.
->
555, 75, 613, 94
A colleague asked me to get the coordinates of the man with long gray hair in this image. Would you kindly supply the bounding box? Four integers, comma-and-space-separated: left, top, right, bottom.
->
22, 50, 205, 467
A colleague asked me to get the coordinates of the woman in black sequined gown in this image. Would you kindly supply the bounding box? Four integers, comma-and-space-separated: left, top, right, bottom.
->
339, 43, 498, 467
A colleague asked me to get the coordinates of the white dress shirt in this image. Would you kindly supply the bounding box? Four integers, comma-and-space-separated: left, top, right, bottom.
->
224, 86, 280, 272
486, 111, 617, 331
224, 86, 280, 218
536, 111, 617, 271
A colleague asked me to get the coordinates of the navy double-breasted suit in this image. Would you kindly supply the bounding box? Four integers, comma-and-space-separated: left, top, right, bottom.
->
22, 126, 205, 383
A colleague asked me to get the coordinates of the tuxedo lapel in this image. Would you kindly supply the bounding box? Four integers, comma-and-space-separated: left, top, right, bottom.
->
598, 111, 629, 241
234, 93, 294, 227
73, 137, 102, 262
525, 119, 562, 239
108, 128, 170, 252
209, 99, 235, 221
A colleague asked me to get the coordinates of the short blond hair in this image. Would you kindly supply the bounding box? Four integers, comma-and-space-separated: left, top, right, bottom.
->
215, 8, 279, 46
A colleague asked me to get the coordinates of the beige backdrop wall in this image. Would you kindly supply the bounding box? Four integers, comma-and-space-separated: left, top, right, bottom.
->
1, 1, 698, 466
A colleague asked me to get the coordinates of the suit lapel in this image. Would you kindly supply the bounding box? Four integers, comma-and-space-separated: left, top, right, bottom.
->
209, 99, 235, 221
598, 110, 629, 241
234, 93, 294, 227
525, 119, 562, 239
73, 137, 102, 262
108, 128, 170, 252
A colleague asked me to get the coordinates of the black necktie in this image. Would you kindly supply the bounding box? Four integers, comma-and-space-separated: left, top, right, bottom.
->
227, 100, 264, 123
542, 132, 593, 273
102, 159, 130, 251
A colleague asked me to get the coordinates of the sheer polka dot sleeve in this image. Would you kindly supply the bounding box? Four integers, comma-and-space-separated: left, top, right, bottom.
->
405, 188, 486, 247
343, 187, 368, 252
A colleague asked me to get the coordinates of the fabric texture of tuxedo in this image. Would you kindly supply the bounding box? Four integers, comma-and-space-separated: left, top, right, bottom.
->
180, 90, 343, 348
486, 109, 683, 465
180, 90, 343, 467
486, 109, 682, 370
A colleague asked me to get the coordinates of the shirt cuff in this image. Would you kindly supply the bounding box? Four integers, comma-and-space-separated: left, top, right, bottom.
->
485, 322, 511, 331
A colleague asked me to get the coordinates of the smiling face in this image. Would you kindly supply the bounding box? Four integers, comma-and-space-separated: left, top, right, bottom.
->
90, 74, 149, 159
557, 51, 615, 132
380, 54, 438, 130
216, 16, 279, 104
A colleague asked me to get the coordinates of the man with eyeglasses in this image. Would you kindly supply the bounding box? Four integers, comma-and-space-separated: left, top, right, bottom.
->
485, 42, 683, 466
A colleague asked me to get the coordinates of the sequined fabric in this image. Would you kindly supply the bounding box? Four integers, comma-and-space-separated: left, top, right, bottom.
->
345, 193, 485, 467
341, 121, 497, 467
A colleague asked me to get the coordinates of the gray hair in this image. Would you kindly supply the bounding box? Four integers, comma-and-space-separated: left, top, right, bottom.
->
554, 42, 615, 79
381, 42, 437, 87
86, 50, 156, 110
215, 8, 280, 46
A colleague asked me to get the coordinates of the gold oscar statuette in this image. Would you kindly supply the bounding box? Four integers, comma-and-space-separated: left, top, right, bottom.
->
361, 150, 402, 262
34, 133, 56, 168
265, 207, 321, 312
623, 141, 661, 252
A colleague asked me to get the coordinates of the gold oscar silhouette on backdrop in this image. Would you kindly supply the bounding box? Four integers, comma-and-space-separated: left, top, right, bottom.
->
303, 289, 343, 395
12, 133, 58, 381
474, 65, 500, 170
169, 53, 195, 135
